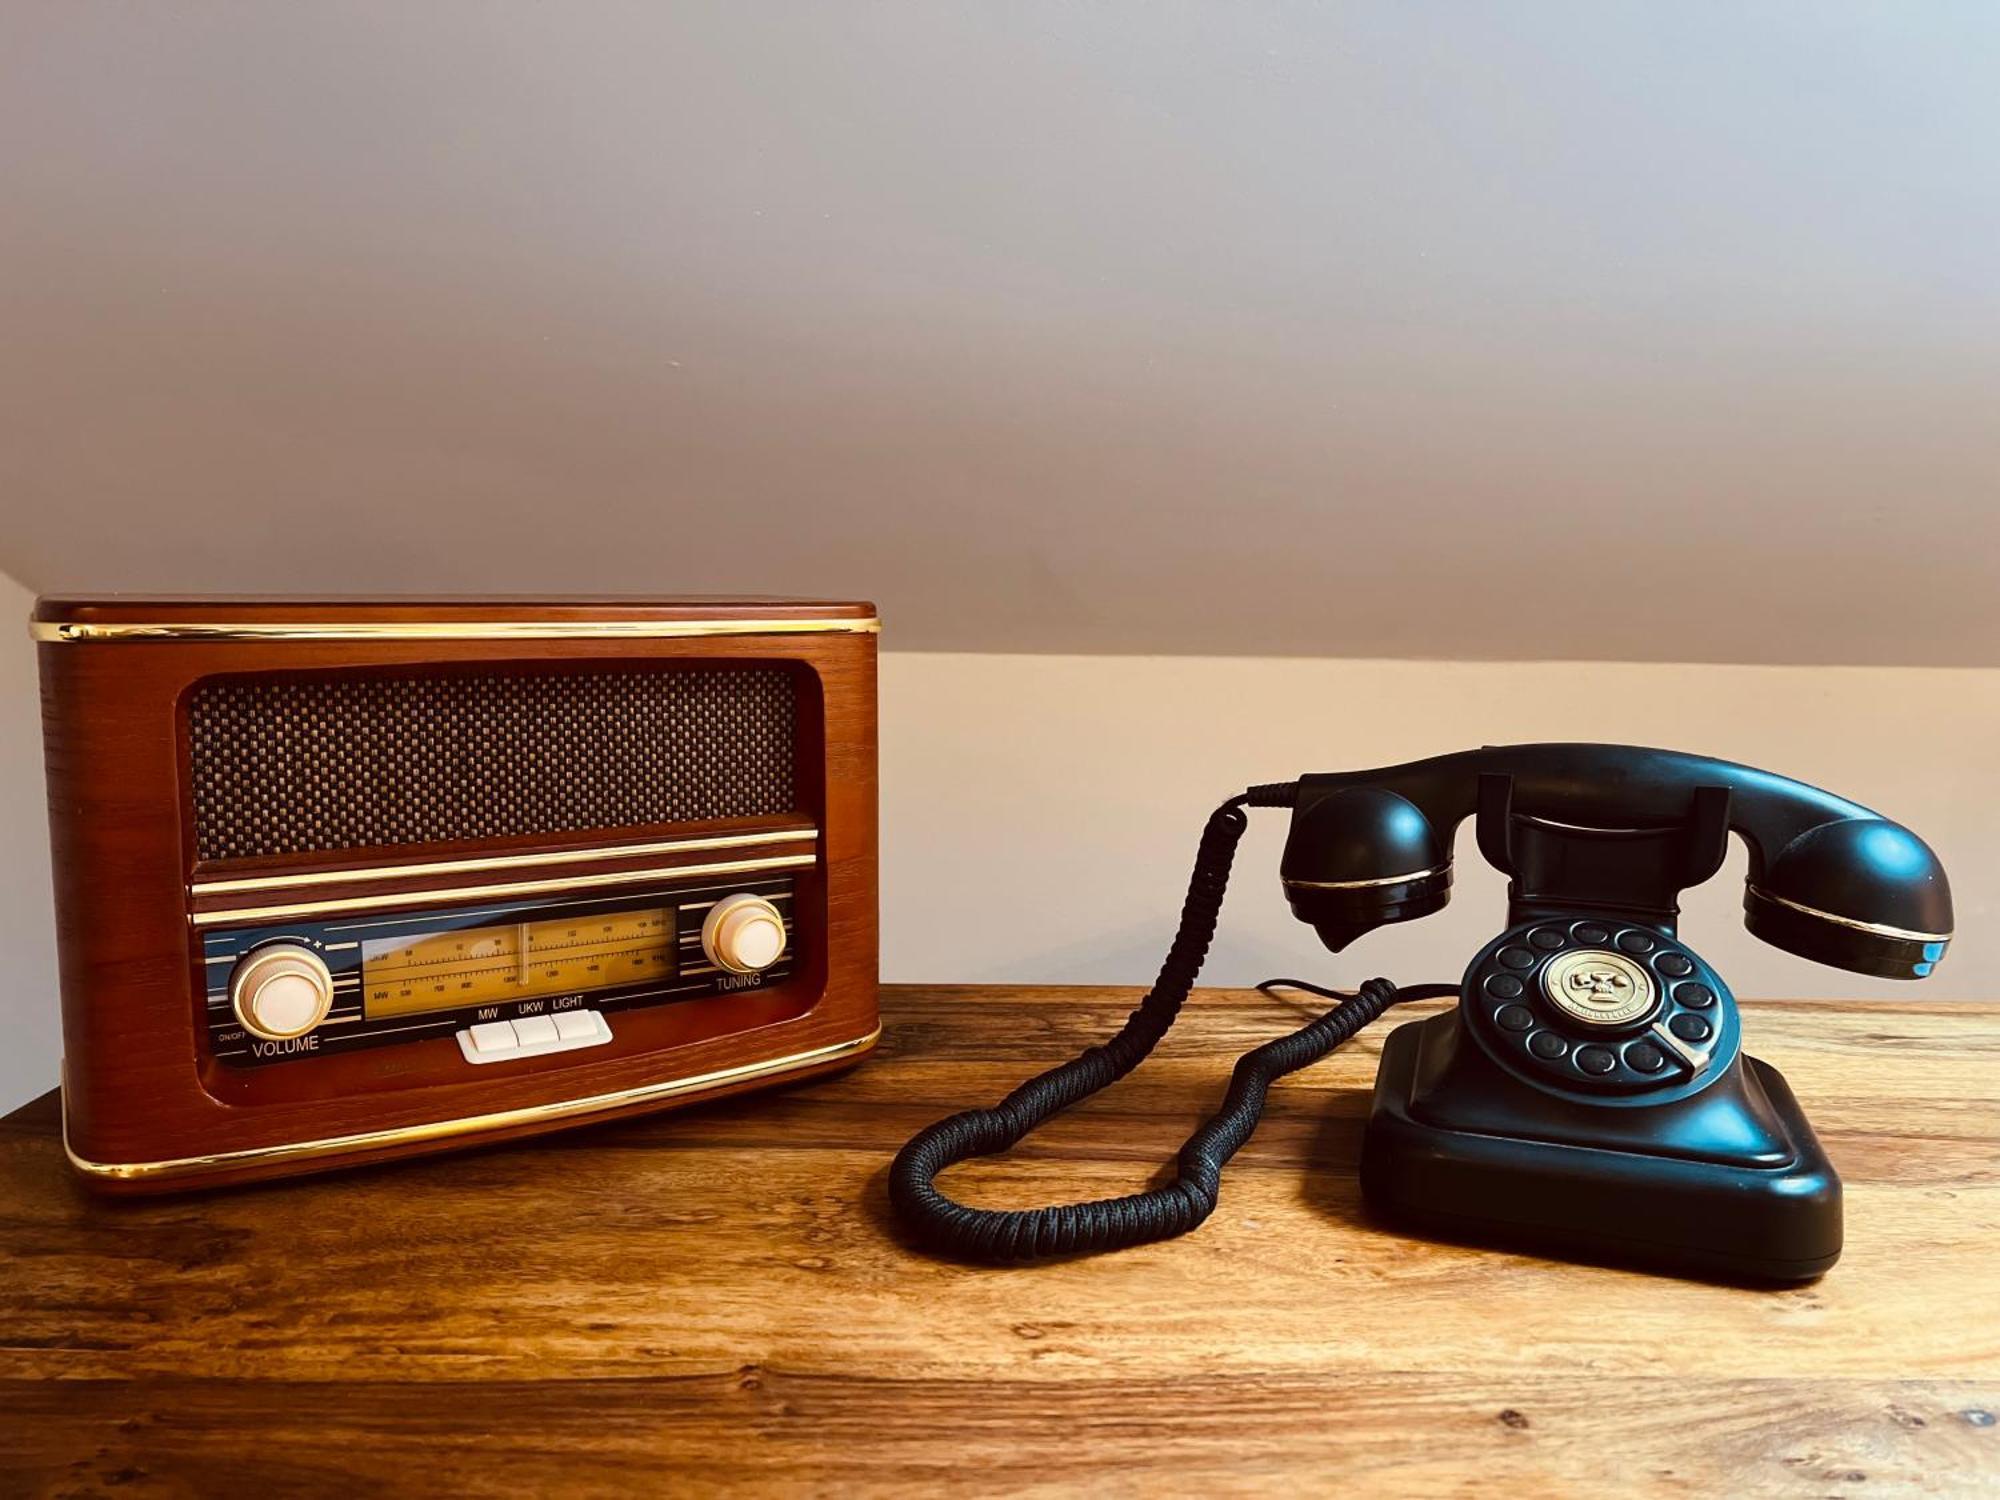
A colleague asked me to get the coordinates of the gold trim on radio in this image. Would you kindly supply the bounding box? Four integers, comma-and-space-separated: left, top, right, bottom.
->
192, 826, 820, 895
62, 1026, 880, 1182
192, 852, 817, 927
32, 616, 878, 644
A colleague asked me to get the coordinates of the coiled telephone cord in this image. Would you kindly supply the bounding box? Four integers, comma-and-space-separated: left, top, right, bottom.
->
888, 785, 1457, 1263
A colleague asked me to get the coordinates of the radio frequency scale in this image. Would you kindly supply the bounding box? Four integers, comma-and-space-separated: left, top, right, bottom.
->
205, 880, 797, 1067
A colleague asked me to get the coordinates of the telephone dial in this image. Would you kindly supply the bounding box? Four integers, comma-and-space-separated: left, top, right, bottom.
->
891, 745, 1953, 1282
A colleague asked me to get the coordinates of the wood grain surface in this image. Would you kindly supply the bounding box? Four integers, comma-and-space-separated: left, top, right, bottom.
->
3, 986, 1997, 1497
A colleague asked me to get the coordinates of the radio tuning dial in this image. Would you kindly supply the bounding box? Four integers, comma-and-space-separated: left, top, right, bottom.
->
702, 894, 787, 975
229, 943, 335, 1041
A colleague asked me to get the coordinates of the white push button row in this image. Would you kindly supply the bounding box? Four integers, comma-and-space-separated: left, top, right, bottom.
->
455, 1010, 614, 1066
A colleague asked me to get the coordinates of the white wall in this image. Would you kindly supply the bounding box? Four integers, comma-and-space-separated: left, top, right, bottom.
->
0, 573, 59, 1110
4, 3, 1998, 666
4, 646, 1988, 1110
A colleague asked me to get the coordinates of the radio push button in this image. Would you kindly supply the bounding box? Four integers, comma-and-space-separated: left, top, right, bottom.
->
512, 1015, 560, 1047
229, 944, 335, 1041
467, 1020, 520, 1055
703, 894, 787, 974
553, 1010, 600, 1042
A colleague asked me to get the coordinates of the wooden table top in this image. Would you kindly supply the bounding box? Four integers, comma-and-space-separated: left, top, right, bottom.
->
3, 986, 1997, 1497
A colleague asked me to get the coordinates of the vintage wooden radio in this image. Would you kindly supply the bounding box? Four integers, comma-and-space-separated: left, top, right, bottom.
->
32, 597, 879, 1191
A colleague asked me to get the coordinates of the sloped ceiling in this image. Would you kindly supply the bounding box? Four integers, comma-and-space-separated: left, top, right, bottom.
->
3, 6, 1996, 663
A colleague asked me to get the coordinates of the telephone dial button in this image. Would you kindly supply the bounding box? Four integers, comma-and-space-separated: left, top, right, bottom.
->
1574, 1045, 1617, 1075
1528, 1031, 1569, 1060
1673, 981, 1716, 1009
1496, 1004, 1535, 1032
1498, 946, 1538, 971
1529, 927, 1567, 951
1485, 973, 1525, 999
1615, 929, 1657, 955
1669, 1013, 1713, 1043
1624, 1041, 1666, 1074
1571, 922, 1610, 945
1655, 952, 1694, 977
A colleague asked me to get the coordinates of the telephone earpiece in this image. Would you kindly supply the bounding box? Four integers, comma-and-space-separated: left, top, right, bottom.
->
1279, 788, 1451, 951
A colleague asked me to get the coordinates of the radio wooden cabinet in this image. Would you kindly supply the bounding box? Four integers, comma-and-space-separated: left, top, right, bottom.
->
32, 597, 880, 1191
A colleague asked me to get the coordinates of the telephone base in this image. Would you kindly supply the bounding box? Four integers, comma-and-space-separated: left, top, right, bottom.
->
1359, 1012, 1842, 1284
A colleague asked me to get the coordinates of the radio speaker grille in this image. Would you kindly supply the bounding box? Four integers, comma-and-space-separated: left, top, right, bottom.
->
189, 665, 799, 861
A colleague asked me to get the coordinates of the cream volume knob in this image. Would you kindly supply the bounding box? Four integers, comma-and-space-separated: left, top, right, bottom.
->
702, 894, 787, 974
229, 943, 336, 1040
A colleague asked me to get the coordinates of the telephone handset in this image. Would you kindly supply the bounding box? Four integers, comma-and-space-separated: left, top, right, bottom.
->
891, 744, 1953, 1282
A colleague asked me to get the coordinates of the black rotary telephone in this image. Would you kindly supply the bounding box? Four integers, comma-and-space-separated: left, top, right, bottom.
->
891, 744, 1953, 1283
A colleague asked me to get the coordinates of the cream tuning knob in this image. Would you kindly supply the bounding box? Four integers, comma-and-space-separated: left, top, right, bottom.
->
701, 894, 787, 975
229, 943, 335, 1040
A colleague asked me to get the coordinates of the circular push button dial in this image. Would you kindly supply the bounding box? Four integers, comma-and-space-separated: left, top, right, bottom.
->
1574, 1045, 1617, 1075
1615, 929, 1657, 955
1528, 1030, 1569, 1060
1624, 1041, 1666, 1074
701, 893, 788, 974
1485, 973, 1525, 1000
1673, 981, 1716, 1010
1529, 927, 1567, 951
229, 943, 335, 1041
1571, 922, 1611, 945
1669, 1013, 1713, 1043
1655, 952, 1694, 978
1497, 946, 1538, 971
1495, 1004, 1535, 1032
1542, 949, 1657, 1028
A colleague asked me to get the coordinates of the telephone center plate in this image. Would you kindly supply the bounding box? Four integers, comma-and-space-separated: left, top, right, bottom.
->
1543, 949, 1656, 1027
